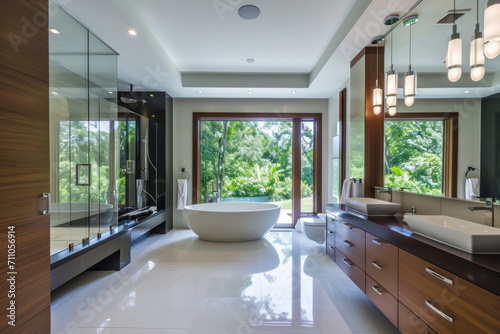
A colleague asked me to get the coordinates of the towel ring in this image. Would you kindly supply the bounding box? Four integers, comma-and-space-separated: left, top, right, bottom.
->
465, 167, 479, 179
181, 168, 190, 182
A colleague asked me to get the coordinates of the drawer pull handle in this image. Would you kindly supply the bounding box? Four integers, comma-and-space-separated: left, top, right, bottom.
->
426, 268, 454, 285
341, 222, 352, 229
328, 246, 334, 250
372, 239, 382, 246
342, 258, 353, 267
371, 286, 383, 295
372, 261, 382, 270
425, 301, 454, 323
327, 231, 334, 234
342, 240, 353, 248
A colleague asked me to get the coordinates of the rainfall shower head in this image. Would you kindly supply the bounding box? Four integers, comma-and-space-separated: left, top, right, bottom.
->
120, 84, 138, 104
120, 84, 153, 105
120, 96, 138, 104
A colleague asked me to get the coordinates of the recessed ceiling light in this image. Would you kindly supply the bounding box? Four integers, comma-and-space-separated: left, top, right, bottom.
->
239, 5, 260, 20
49, 28, 60, 34
51, 91, 58, 95
246, 58, 255, 63
198, 90, 203, 94
464, 90, 471, 93
108, 91, 113, 94
150, 94, 154, 97
248, 91, 253, 94
291, 91, 297, 94
127, 29, 137, 36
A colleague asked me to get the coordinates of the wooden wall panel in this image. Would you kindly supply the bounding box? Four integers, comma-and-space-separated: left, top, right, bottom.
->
0, 0, 50, 333
363, 47, 385, 198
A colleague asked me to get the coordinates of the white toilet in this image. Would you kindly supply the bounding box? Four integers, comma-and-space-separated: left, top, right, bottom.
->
298, 216, 326, 244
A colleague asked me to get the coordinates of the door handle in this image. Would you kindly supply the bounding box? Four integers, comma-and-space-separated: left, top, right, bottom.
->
43, 193, 50, 215
76, 163, 91, 186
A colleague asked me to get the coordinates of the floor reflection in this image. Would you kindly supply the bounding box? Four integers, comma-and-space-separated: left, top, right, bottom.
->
51, 229, 398, 334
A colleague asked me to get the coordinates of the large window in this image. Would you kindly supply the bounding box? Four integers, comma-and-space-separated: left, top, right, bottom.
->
384, 112, 458, 197
193, 113, 322, 227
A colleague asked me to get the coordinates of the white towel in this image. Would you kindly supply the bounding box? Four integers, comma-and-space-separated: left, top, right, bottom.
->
340, 179, 353, 204
465, 178, 480, 200
177, 179, 188, 210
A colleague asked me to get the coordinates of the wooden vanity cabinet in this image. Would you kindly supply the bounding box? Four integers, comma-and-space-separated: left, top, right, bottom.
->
365, 232, 398, 298
335, 248, 366, 293
326, 215, 336, 261
366, 275, 398, 326
399, 249, 500, 334
398, 302, 438, 334
334, 218, 365, 270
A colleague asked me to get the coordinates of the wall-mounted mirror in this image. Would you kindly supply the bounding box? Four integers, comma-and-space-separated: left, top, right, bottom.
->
383, 0, 500, 200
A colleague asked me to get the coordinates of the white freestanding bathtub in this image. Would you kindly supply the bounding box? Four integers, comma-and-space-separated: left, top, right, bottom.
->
183, 202, 280, 242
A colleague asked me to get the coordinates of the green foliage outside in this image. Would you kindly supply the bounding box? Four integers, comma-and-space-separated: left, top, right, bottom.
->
58, 121, 116, 204
384, 120, 444, 195
200, 121, 314, 203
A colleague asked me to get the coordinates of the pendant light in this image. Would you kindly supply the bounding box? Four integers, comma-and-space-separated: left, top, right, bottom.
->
447, 0, 462, 82
484, 0, 500, 59
403, 16, 418, 107
371, 36, 384, 115
470, 0, 486, 81
385, 30, 398, 113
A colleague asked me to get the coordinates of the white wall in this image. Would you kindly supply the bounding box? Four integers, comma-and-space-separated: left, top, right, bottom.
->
173, 98, 329, 228
327, 80, 349, 204
395, 98, 481, 199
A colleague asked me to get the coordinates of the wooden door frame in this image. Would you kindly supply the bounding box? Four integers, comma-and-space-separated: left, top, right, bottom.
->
192, 112, 322, 225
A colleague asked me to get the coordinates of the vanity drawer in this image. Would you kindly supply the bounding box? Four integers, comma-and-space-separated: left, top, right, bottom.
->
335, 248, 365, 293
365, 233, 398, 297
366, 275, 398, 327
398, 302, 437, 334
326, 241, 335, 261
399, 250, 500, 334
334, 219, 365, 270
326, 214, 336, 232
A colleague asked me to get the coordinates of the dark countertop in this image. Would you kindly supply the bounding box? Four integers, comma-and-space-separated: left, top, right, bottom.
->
326, 204, 500, 296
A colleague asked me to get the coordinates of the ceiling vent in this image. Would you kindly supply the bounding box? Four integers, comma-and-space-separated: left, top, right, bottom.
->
437, 8, 470, 24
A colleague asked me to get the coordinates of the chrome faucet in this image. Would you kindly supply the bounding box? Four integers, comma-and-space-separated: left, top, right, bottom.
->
468, 197, 495, 227
377, 187, 393, 202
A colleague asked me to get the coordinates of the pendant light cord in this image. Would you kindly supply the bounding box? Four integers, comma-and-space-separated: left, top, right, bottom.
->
391, 30, 393, 66
409, 24, 412, 65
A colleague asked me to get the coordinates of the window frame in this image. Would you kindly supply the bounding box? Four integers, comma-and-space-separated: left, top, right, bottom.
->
384, 112, 458, 197
192, 112, 322, 225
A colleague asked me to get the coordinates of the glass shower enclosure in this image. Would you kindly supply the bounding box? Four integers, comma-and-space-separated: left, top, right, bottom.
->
49, 0, 119, 255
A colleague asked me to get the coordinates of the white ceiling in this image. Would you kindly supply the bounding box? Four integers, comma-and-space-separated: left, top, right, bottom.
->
56, 0, 500, 99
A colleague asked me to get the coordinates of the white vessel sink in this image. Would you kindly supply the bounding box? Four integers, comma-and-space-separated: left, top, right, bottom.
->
404, 215, 500, 254
345, 197, 401, 216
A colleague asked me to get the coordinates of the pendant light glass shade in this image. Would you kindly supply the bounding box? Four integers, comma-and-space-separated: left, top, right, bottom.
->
388, 106, 397, 116
484, 40, 500, 59
484, 0, 500, 59
447, 34, 462, 82
404, 73, 416, 106
373, 83, 383, 115
385, 70, 398, 107
471, 38, 485, 81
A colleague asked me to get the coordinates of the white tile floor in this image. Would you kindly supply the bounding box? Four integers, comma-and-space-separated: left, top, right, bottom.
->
51, 229, 398, 334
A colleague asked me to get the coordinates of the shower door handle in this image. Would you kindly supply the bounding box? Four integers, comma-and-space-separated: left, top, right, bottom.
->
76, 164, 91, 186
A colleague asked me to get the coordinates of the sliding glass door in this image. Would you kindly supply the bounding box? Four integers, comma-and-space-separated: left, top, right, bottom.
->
194, 114, 322, 227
